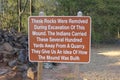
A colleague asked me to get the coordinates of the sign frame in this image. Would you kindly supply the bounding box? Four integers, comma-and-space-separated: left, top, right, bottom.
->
28, 16, 91, 63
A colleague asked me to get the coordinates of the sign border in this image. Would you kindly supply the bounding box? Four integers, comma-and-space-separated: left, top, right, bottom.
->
28, 16, 91, 63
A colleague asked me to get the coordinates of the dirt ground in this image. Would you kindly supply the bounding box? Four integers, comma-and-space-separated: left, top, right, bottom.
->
0, 44, 120, 80
79, 44, 120, 80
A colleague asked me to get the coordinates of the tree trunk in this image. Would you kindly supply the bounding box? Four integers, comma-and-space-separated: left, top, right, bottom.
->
18, 0, 22, 32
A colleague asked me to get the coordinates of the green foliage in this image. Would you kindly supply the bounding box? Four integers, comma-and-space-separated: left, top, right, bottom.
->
0, 0, 30, 32
32, 0, 56, 16
0, 0, 120, 43
0, 0, 18, 29
56, 0, 120, 43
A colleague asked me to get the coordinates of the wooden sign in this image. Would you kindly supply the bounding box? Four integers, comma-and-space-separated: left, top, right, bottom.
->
28, 16, 91, 63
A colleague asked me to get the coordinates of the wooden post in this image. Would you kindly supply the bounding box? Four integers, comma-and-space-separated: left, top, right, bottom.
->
74, 64, 80, 80
37, 62, 43, 80
37, 11, 44, 80
74, 11, 83, 80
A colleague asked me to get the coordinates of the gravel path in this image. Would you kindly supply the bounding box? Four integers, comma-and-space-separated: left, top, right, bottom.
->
79, 44, 120, 80
42, 44, 120, 80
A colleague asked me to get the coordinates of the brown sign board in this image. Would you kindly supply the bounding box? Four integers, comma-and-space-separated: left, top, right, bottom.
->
28, 16, 91, 63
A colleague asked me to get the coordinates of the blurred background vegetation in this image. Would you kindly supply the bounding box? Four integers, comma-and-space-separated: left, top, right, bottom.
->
0, 0, 120, 44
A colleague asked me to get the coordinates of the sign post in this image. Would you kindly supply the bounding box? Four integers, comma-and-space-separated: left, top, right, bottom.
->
28, 12, 91, 79
74, 11, 83, 80
37, 11, 45, 80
